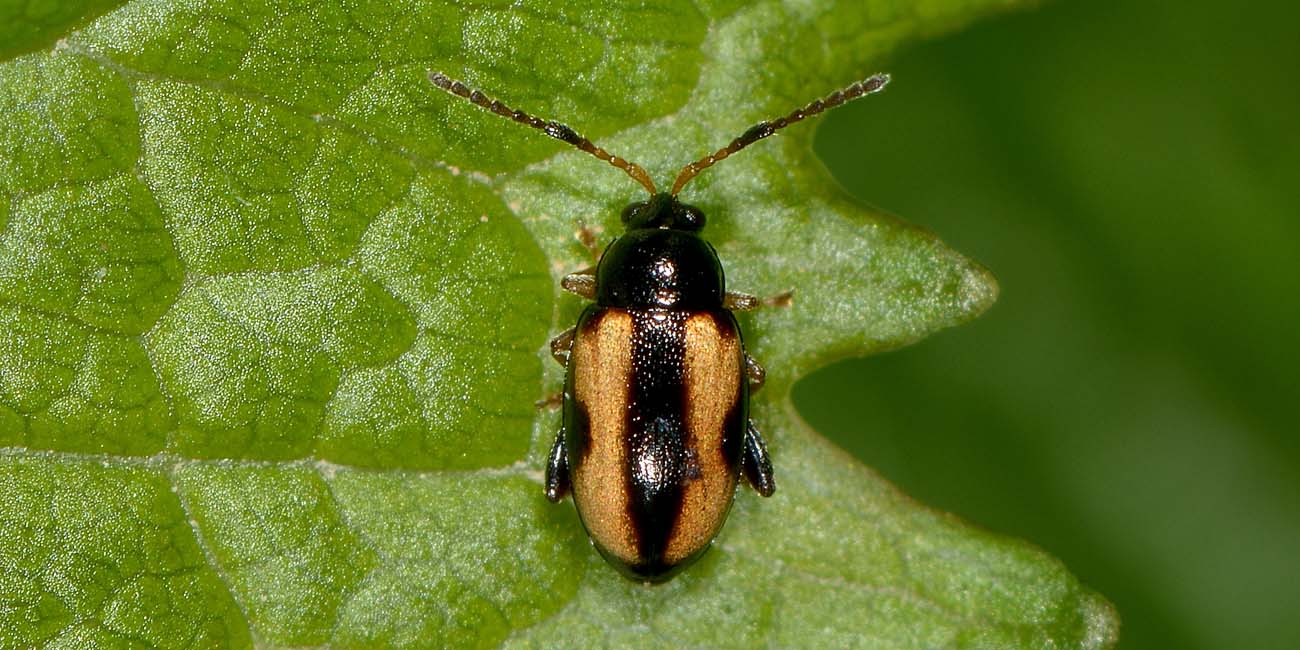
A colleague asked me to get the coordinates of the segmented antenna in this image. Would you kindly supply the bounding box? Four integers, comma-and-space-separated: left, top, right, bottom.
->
670, 73, 891, 196
429, 72, 658, 195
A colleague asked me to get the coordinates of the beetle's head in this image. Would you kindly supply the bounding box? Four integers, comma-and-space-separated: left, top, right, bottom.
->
621, 193, 705, 232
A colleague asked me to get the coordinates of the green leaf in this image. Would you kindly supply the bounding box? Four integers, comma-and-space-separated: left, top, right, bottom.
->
0, 0, 124, 60
0, 1, 1117, 648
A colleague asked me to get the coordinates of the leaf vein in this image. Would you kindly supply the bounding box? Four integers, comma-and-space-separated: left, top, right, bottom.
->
165, 464, 260, 648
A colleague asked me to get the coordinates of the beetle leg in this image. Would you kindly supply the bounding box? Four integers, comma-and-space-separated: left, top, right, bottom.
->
575, 222, 601, 261
561, 270, 597, 300
724, 289, 794, 311
545, 426, 571, 502
744, 353, 766, 393
742, 420, 776, 497
543, 328, 574, 500
561, 222, 604, 299
549, 326, 576, 366
534, 392, 564, 410
723, 291, 759, 311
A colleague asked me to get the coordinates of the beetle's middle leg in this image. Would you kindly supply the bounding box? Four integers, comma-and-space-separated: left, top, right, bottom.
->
725, 289, 794, 311
744, 353, 766, 393
549, 327, 576, 367
544, 426, 570, 502
534, 328, 576, 410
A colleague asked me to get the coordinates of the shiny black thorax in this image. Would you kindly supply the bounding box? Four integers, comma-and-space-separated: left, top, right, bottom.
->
595, 193, 724, 310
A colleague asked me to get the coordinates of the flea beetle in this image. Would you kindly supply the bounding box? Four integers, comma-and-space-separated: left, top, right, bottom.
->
430, 71, 891, 581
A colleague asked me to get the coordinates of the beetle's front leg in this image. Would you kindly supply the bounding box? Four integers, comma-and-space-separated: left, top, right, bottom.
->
545, 426, 570, 502
558, 221, 603, 301
561, 270, 596, 300
741, 420, 775, 497
724, 289, 794, 312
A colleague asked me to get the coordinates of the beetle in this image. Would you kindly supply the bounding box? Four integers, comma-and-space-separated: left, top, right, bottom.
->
429, 70, 891, 581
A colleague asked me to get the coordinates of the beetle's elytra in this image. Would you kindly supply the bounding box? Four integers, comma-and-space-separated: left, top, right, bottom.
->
430, 70, 891, 582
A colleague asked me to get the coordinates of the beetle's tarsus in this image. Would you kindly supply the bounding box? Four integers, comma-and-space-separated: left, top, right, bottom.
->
545, 427, 571, 502
742, 420, 776, 497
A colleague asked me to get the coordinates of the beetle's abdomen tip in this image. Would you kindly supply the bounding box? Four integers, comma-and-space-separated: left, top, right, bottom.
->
603, 544, 715, 584
615, 560, 686, 584
591, 544, 694, 583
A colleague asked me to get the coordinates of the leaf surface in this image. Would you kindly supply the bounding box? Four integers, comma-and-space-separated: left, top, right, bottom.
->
0, 1, 1117, 648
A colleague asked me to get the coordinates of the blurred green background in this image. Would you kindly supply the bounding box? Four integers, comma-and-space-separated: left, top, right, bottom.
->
800, 1, 1300, 649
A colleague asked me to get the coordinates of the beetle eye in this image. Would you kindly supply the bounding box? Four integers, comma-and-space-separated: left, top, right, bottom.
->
621, 202, 646, 224
676, 205, 706, 231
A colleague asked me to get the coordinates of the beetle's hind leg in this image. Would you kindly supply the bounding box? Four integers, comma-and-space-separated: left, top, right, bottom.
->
725, 289, 794, 311
742, 420, 776, 497
742, 354, 773, 496
545, 426, 571, 502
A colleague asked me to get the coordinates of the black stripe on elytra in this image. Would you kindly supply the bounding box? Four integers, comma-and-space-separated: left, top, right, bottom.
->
624, 309, 690, 569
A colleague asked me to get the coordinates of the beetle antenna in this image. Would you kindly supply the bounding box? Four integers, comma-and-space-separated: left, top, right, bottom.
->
670, 73, 891, 196
429, 72, 658, 196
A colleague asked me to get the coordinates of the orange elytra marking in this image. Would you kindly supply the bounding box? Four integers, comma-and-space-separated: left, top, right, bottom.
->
666, 312, 742, 564
570, 309, 639, 564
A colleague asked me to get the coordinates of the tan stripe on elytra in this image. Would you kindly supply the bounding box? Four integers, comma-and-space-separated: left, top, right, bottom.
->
666, 312, 742, 564
571, 308, 639, 565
